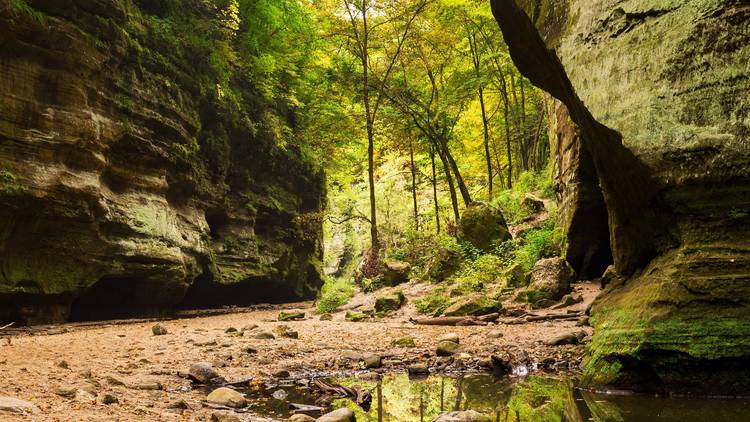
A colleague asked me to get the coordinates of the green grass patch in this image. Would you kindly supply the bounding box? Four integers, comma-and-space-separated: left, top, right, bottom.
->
414, 288, 451, 316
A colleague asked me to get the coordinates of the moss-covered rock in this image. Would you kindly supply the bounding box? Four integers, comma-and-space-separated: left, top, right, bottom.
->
375, 292, 406, 313
443, 293, 502, 317
457, 203, 511, 252
345, 311, 368, 322
515, 257, 573, 307
382, 259, 411, 285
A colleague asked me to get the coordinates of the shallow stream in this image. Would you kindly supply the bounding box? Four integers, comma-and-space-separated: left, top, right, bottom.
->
241, 372, 750, 421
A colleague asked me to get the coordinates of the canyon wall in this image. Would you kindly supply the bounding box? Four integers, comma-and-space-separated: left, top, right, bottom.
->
0, 0, 325, 324
492, 0, 750, 393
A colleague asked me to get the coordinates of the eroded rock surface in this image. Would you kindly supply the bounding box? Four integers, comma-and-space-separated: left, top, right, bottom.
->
491, 0, 750, 394
0, 0, 325, 324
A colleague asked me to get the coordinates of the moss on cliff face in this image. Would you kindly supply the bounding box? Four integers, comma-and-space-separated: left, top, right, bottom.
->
492, 0, 750, 393
0, 0, 325, 323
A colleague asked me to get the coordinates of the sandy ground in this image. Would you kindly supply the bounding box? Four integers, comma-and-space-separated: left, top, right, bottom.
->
0, 282, 598, 422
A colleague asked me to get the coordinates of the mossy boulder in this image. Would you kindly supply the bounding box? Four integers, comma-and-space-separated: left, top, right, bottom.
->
443, 293, 502, 317
278, 310, 305, 322
345, 311, 368, 322
458, 203, 511, 252
515, 257, 573, 307
391, 336, 416, 348
521, 194, 545, 214
375, 292, 406, 313
382, 259, 411, 285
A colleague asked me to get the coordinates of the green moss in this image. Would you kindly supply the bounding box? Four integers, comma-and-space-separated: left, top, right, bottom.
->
414, 288, 451, 316
316, 277, 355, 314
0, 168, 22, 194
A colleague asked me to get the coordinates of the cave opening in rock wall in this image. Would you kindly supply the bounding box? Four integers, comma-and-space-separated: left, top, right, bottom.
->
68, 276, 173, 322
178, 274, 305, 309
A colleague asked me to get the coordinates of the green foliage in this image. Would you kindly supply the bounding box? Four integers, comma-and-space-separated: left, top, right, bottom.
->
514, 219, 565, 271
493, 170, 555, 223
0, 168, 22, 194
8, 0, 46, 23
316, 277, 355, 314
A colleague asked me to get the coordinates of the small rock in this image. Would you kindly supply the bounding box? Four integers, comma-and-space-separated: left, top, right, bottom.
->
241, 324, 259, 332
54, 387, 77, 398
188, 362, 224, 384
434, 410, 492, 422
391, 336, 416, 348
74, 389, 97, 403
317, 407, 356, 422
457, 353, 472, 360
544, 333, 579, 346
290, 415, 317, 422
272, 389, 289, 400
152, 324, 168, 336
576, 316, 590, 327
206, 387, 247, 408
243, 346, 258, 354
252, 330, 276, 340
57, 360, 70, 370
273, 370, 291, 378
210, 412, 241, 422
437, 333, 460, 344
225, 327, 238, 333
127, 381, 162, 390
436, 340, 460, 356
345, 311, 368, 322
0, 397, 39, 413
167, 399, 190, 410
105, 375, 125, 386
274, 325, 299, 339
363, 354, 382, 369
486, 330, 503, 339
101, 393, 119, 405
551, 293, 583, 309
407, 363, 430, 376
278, 310, 305, 322
319, 314, 333, 321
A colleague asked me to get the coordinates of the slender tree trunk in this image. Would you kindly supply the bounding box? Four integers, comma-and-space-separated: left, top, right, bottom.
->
438, 136, 472, 206
361, 3, 379, 254
430, 143, 441, 234
469, 33, 493, 201
409, 138, 419, 230
519, 77, 529, 170
435, 140, 460, 223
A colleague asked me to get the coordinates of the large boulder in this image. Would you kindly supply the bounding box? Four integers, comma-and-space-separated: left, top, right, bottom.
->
515, 257, 574, 307
382, 259, 411, 285
457, 203, 511, 251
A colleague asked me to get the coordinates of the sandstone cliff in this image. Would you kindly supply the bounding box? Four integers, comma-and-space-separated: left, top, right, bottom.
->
492, 0, 750, 393
0, 0, 325, 324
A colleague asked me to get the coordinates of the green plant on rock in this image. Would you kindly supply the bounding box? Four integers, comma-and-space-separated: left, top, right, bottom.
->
0, 168, 22, 194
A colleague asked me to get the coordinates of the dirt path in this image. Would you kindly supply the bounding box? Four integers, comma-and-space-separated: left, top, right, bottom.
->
0, 283, 597, 421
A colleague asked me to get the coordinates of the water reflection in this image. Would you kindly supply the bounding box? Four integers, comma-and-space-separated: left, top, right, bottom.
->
243, 373, 750, 421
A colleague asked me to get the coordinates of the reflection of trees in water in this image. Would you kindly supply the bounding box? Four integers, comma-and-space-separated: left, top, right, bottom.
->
328, 373, 748, 421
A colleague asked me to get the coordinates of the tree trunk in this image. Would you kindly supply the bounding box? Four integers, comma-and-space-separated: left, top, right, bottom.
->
438, 136, 472, 206
361, 3, 379, 254
435, 140, 460, 223
409, 138, 419, 230
469, 33, 493, 201
430, 143, 441, 233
